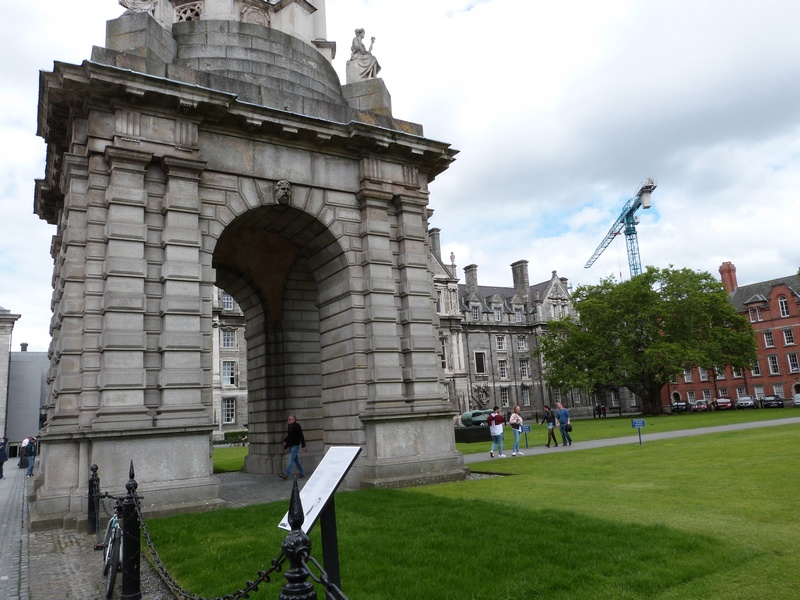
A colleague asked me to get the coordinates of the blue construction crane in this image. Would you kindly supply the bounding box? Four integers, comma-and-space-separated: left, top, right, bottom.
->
584, 178, 657, 278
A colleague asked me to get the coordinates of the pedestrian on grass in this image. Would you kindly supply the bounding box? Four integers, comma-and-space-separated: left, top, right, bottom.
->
556, 403, 573, 447
487, 406, 506, 458
509, 405, 524, 456
279, 415, 306, 480
0, 437, 8, 479
541, 405, 559, 447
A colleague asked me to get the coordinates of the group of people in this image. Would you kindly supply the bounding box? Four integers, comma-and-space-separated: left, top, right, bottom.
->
487, 402, 573, 457
0, 435, 37, 479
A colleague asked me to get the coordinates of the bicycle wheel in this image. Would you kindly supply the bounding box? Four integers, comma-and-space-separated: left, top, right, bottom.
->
102, 518, 115, 576
105, 528, 121, 599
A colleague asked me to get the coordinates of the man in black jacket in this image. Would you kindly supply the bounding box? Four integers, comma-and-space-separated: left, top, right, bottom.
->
279, 415, 306, 480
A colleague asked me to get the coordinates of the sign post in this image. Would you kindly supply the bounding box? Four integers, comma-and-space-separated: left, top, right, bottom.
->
631, 418, 646, 445
521, 424, 532, 448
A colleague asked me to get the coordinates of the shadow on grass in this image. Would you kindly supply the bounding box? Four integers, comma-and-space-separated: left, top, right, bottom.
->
145, 488, 750, 600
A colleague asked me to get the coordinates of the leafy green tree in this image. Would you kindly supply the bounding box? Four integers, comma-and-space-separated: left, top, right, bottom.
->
537, 266, 757, 415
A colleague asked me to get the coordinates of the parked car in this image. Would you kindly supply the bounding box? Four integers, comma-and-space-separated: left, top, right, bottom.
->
691, 399, 711, 412
672, 400, 691, 413
793, 394, 800, 408
715, 397, 733, 410
762, 396, 785, 408
735, 396, 757, 409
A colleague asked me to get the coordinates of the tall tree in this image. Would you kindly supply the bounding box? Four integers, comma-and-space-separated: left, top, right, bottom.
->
537, 267, 757, 415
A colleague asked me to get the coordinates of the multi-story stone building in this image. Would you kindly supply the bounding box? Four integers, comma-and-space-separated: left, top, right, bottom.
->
662, 262, 800, 405
211, 288, 248, 439
429, 229, 640, 420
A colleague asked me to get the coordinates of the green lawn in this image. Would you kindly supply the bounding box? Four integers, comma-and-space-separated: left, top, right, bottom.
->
148, 418, 800, 599
212, 446, 248, 473
456, 407, 800, 454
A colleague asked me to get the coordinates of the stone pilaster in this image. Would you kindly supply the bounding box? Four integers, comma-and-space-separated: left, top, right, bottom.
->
157, 155, 209, 425
356, 184, 405, 412
394, 193, 443, 404
93, 146, 152, 429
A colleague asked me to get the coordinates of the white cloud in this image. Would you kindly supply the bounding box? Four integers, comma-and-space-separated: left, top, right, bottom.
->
2, 0, 800, 351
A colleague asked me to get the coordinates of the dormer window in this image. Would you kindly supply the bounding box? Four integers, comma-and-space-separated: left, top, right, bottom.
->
779, 296, 790, 318
493, 307, 502, 322
471, 306, 479, 321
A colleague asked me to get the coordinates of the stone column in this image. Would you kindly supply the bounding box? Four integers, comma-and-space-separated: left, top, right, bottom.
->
356, 185, 405, 412
94, 146, 152, 429
157, 156, 209, 425
394, 193, 442, 404
0, 309, 21, 437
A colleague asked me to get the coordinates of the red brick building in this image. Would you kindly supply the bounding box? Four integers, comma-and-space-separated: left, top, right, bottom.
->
661, 262, 800, 407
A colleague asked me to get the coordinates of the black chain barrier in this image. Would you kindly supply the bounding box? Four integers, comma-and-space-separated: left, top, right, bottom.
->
134, 492, 287, 600
302, 555, 348, 600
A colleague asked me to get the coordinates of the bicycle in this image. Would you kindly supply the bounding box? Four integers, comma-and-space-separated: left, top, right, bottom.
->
100, 496, 124, 599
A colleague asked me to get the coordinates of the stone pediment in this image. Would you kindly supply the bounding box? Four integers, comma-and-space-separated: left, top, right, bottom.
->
742, 294, 767, 305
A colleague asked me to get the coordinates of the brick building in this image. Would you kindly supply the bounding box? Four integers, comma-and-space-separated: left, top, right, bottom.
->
661, 262, 800, 406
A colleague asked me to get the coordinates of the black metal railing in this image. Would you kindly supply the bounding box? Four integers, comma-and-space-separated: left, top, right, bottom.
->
90, 463, 347, 599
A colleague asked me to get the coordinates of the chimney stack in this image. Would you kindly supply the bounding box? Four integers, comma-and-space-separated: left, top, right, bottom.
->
464, 264, 478, 296
20, 342, 28, 352
719, 262, 738, 293
511, 260, 530, 307
428, 228, 442, 260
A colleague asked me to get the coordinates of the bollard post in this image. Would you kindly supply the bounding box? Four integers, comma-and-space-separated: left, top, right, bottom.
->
88, 464, 100, 535
121, 460, 142, 600
280, 479, 316, 600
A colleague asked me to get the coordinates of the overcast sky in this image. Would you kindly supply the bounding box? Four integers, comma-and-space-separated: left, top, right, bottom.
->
2, 0, 800, 351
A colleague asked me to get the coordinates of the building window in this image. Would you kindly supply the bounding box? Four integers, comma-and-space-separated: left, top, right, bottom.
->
519, 359, 529, 378
718, 387, 728, 397
440, 336, 448, 369
773, 384, 785, 398
499, 359, 508, 379
222, 329, 236, 348
222, 292, 234, 310
732, 366, 743, 378
683, 369, 693, 383
553, 389, 562, 403
779, 296, 790, 318
610, 389, 620, 408
702, 389, 711, 400
788, 353, 800, 373
471, 306, 480, 321
687, 390, 696, 401
493, 307, 502, 322
521, 387, 531, 406
736, 387, 746, 398
475, 352, 486, 374
500, 387, 510, 407
222, 361, 237, 385
767, 355, 780, 375
751, 362, 761, 376
435, 291, 442, 313
496, 335, 505, 351
764, 331, 775, 348
698, 367, 708, 381
222, 398, 236, 424
783, 329, 795, 345
753, 385, 764, 399
514, 308, 523, 323
517, 336, 527, 351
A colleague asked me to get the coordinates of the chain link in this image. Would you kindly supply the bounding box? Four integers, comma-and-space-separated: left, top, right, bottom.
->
302, 554, 349, 600
133, 491, 286, 600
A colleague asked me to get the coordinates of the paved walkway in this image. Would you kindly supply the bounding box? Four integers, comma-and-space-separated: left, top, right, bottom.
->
1, 416, 799, 599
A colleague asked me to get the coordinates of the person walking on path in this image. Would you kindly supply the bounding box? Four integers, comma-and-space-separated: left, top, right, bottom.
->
24, 436, 37, 477
555, 403, 573, 447
509, 405, 524, 456
487, 406, 506, 458
279, 415, 306, 480
0, 436, 8, 479
541, 405, 559, 447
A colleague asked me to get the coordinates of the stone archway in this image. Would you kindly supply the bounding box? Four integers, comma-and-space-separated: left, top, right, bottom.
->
212, 205, 344, 476
31, 7, 464, 528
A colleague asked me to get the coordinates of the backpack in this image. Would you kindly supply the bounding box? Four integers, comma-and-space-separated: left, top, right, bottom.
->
25, 442, 36, 457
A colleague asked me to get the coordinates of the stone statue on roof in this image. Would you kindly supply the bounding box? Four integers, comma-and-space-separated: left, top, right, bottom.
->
119, 0, 156, 13
349, 28, 381, 80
